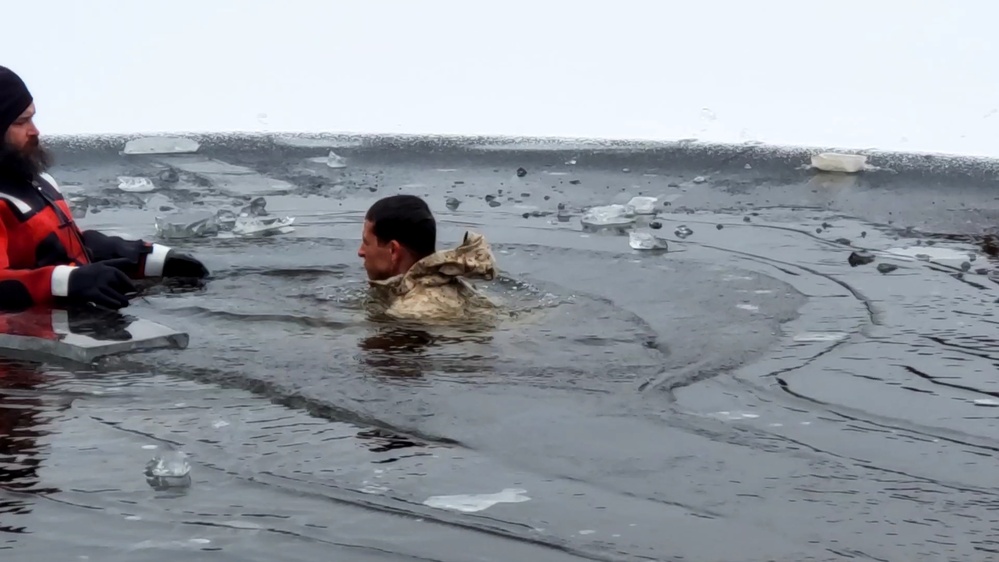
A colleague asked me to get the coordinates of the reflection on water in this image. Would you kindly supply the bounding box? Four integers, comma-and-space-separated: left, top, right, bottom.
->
355, 427, 426, 456
359, 326, 439, 380
0, 360, 60, 536
359, 326, 438, 354
358, 323, 500, 380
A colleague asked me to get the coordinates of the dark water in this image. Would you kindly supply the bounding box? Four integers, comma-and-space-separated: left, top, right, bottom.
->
2, 135, 999, 561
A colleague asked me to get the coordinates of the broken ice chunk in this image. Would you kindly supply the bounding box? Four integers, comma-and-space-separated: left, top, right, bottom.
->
810, 152, 868, 173
629, 231, 668, 251
157, 169, 180, 183
239, 196, 269, 217
556, 202, 571, 222
884, 246, 972, 263
67, 196, 88, 217
232, 215, 295, 237
152, 155, 295, 196
154, 211, 220, 240
581, 204, 636, 227
423, 488, 531, 513
214, 209, 237, 231
144, 450, 192, 490
327, 150, 347, 169
123, 136, 200, 155
274, 135, 360, 149
627, 196, 658, 215
848, 250, 875, 267
117, 176, 156, 193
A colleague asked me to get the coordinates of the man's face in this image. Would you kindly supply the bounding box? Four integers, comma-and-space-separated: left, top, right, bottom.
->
358, 220, 400, 281
4, 103, 40, 156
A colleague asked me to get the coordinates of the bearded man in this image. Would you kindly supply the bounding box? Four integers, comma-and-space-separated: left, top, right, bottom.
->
0, 66, 208, 312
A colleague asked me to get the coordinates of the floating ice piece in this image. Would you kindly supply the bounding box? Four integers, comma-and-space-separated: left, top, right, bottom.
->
793, 332, 849, 342
0, 309, 188, 364
883, 246, 974, 263
239, 196, 269, 217
712, 410, 760, 420
117, 176, 156, 193
556, 202, 571, 222
581, 204, 636, 227
629, 231, 668, 251
232, 215, 295, 237
848, 250, 875, 267
145, 451, 190, 477
154, 211, 220, 240
326, 150, 347, 169
973, 398, 999, 407
360, 483, 390, 495
144, 450, 192, 490
123, 136, 200, 155
148, 155, 295, 196
627, 196, 658, 214
273, 135, 361, 149
423, 488, 531, 513
214, 209, 237, 231
810, 152, 868, 173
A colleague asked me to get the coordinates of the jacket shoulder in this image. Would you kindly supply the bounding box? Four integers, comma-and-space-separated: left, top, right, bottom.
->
37, 173, 62, 193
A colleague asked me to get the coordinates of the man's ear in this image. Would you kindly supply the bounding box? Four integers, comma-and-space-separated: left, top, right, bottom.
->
388, 239, 403, 260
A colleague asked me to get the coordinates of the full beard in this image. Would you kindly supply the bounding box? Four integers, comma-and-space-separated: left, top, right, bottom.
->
0, 139, 52, 181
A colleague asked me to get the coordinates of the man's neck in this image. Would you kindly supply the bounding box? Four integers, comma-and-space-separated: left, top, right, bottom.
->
394, 259, 416, 278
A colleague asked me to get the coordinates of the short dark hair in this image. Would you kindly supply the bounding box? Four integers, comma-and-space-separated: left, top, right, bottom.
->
365, 195, 436, 259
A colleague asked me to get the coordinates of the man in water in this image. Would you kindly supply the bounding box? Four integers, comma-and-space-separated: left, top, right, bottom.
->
0, 66, 208, 313
358, 194, 498, 320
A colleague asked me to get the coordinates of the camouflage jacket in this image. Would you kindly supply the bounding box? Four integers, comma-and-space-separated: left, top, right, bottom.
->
367, 231, 499, 321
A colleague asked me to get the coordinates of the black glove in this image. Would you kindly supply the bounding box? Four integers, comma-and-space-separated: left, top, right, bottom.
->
162, 251, 209, 279
80, 230, 150, 264
66, 259, 137, 310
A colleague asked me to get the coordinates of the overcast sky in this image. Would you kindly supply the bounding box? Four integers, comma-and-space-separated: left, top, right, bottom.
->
3, 0, 996, 156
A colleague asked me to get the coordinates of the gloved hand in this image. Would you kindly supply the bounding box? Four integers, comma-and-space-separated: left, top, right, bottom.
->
162, 251, 209, 279
66, 258, 137, 310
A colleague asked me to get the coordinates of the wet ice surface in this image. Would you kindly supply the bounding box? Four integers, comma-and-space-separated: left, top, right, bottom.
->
3, 137, 999, 561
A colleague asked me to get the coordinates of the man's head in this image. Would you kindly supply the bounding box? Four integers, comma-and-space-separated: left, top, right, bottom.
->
359, 195, 436, 280
0, 66, 48, 179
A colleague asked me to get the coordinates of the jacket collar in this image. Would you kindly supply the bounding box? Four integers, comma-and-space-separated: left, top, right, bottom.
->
369, 230, 497, 296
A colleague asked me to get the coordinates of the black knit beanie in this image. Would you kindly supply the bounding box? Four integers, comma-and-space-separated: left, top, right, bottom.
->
0, 66, 33, 136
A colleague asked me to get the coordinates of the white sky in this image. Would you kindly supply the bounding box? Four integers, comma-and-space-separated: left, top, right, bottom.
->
3, 0, 997, 156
